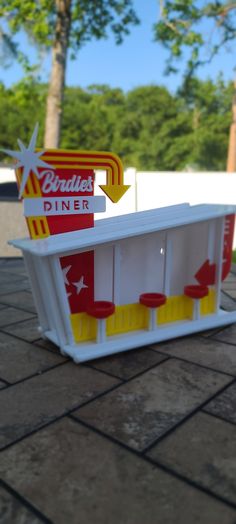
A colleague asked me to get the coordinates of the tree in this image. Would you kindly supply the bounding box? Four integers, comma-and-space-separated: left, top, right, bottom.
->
0, 79, 233, 170
0, 0, 139, 148
154, 1, 236, 78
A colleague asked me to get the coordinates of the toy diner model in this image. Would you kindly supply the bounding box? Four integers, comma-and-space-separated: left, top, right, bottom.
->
6, 125, 236, 363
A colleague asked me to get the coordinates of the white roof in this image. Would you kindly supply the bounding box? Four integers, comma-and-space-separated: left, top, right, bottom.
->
10, 203, 236, 257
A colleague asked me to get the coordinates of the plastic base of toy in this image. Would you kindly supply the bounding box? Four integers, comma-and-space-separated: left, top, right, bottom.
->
43, 309, 236, 363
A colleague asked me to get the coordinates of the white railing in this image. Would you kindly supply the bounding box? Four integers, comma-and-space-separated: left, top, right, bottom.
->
1, 167, 236, 248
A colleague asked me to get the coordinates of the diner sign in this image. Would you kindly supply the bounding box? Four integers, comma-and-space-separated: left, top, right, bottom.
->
4, 124, 129, 239
24, 195, 106, 216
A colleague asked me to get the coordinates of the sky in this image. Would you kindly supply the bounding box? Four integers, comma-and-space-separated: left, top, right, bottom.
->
0, 0, 236, 93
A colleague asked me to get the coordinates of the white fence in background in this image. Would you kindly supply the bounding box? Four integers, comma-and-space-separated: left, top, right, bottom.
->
1, 167, 236, 248
94, 169, 236, 248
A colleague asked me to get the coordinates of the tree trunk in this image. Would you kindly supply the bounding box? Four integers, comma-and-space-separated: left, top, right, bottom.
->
44, 0, 71, 149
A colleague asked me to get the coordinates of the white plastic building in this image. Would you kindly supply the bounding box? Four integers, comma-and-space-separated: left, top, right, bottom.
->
10, 203, 236, 362
6, 126, 236, 363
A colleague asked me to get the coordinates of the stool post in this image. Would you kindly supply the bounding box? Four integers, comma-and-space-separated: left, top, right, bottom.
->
149, 308, 157, 330
184, 285, 208, 321
193, 299, 200, 320
86, 301, 115, 344
139, 293, 166, 332
97, 318, 106, 343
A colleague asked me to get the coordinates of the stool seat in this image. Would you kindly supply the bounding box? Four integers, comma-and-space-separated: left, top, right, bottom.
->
184, 285, 208, 300
139, 292, 166, 308
87, 301, 115, 319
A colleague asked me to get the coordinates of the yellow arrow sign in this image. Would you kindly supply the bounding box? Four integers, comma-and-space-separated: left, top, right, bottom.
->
99, 160, 130, 203
41, 149, 130, 204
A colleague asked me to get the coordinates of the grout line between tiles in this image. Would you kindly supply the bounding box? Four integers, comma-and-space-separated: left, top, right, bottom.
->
0, 300, 37, 315
0, 376, 11, 387
149, 349, 236, 378
0, 314, 36, 329
0, 479, 53, 523
208, 336, 236, 349
0, 360, 69, 389
0, 286, 30, 297
68, 414, 236, 511
143, 378, 236, 453
0, 327, 43, 345
84, 354, 170, 382
201, 408, 236, 427
0, 380, 125, 453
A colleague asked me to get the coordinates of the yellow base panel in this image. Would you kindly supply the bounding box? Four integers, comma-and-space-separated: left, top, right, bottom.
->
70, 289, 216, 344
200, 288, 216, 315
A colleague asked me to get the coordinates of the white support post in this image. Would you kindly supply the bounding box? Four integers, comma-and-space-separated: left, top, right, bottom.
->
113, 242, 121, 305
215, 217, 225, 313
193, 300, 200, 321
39, 257, 67, 348
149, 308, 157, 331
163, 233, 172, 296
208, 220, 216, 261
23, 251, 49, 334
97, 319, 106, 343
50, 255, 75, 345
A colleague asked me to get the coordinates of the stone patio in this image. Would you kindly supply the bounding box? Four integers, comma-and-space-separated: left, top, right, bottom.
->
0, 257, 236, 523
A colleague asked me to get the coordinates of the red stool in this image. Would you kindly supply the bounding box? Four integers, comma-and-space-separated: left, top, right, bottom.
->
184, 285, 208, 320
86, 301, 115, 343
139, 293, 166, 330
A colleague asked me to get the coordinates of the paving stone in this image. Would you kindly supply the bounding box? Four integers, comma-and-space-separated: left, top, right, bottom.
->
0, 303, 6, 310
222, 278, 236, 288
220, 292, 236, 312
89, 347, 167, 380
222, 283, 236, 292
0, 291, 36, 314
231, 264, 236, 274
0, 270, 27, 285
2, 317, 41, 342
211, 323, 236, 346
74, 358, 231, 452
200, 327, 225, 338
147, 411, 236, 506
151, 336, 236, 376
223, 288, 236, 299
0, 362, 120, 449
222, 279, 236, 293
1, 417, 236, 524
0, 485, 43, 524
0, 279, 30, 295
0, 332, 66, 383
204, 382, 236, 424
0, 307, 35, 328
0, 258, 25, 271
34, 338, 64, 355
223, 273, 236, 284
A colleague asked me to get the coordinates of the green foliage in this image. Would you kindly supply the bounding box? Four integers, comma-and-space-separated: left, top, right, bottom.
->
155, 1, 236, 76
0, 0, 139, 69
0, 77, 233, 171
0, 78, 46, 153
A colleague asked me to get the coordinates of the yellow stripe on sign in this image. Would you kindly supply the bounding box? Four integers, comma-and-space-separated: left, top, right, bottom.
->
42, 150, 123, 185
47, 162, 119, 185
27, 216, 50, 239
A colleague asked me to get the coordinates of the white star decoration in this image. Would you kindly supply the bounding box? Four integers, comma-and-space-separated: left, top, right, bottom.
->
62, 267, 89, 297
62, 265, 72, 286
3, 123, 53, 198
72, 276, 88, 295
